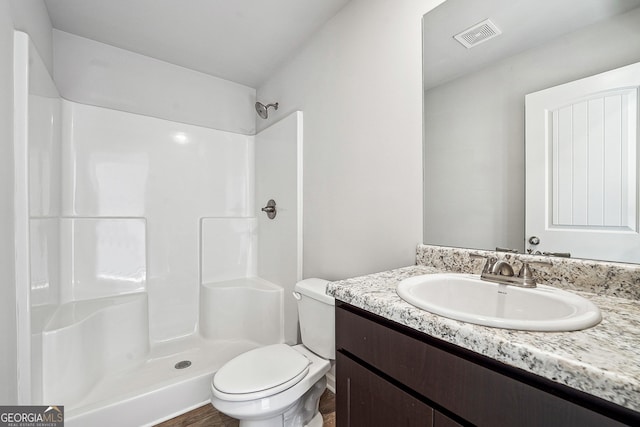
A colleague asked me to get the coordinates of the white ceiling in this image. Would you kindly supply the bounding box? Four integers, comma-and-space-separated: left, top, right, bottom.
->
44, 0, 350, 88
423, 0, 640, 90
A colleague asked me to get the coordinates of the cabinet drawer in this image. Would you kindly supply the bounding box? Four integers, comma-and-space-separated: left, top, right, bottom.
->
336, 303, 627, 427
337, 352, 434, 427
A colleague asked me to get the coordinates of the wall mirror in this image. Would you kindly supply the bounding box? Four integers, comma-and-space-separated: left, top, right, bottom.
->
422, 0, 640, 263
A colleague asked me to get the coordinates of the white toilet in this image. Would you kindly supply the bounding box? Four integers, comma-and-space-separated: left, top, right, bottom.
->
210, 278, 335, 427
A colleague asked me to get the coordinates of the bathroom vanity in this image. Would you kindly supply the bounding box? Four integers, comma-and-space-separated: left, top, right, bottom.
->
336, 302, 633, 426
328, 250, 640, 427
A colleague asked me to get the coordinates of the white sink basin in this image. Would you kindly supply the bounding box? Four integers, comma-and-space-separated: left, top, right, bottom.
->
396, 273, 601, 331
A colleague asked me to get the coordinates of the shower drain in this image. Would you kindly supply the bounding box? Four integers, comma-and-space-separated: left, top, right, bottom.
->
174, 360, 192, 369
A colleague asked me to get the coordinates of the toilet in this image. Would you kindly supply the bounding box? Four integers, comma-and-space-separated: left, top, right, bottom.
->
210, 278, 335, 427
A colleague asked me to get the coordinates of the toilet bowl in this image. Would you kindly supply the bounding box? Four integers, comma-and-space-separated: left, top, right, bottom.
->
210, 279, 334, 427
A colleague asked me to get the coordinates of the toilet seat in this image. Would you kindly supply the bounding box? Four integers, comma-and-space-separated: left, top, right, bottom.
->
212, 344, 310, 402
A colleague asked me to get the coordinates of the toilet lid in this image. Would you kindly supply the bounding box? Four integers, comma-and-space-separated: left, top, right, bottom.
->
213, 344, 310, 395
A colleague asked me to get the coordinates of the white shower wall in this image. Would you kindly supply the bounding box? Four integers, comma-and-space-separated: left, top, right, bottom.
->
255, 112, 303, 344
16, 30, 302, 419
18, 31, 62, 403
61, 100, 255, 342
28, 89, 61, 309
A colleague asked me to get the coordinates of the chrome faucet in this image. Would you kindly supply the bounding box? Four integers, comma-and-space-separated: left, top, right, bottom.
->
470, 254, 552, 288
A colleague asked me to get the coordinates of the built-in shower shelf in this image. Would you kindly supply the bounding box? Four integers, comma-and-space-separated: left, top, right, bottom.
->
41, 293, 148, 332
201, 276, 282, 290
39, 293, 149, 406
200, 276, 284, 345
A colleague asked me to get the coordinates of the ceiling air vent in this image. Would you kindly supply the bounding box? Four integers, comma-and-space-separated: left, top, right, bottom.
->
454, 19, 502, 49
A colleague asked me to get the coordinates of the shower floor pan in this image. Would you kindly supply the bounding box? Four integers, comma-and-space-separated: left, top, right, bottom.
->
64, 335, 260, 427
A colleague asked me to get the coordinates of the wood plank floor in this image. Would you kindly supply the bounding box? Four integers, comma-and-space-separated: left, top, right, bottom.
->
156, 389, 335, 427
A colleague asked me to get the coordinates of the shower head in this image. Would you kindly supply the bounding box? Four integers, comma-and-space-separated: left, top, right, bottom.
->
255, 101, 279, 119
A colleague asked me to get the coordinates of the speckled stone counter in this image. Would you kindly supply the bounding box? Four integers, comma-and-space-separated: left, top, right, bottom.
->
417, 244, 640, 300
327, 264, 640, 412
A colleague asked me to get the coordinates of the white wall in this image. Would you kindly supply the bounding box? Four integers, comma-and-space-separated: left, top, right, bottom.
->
257, 0, 444, 281
53, 30, 257, 135
0, 1, 17, 405
423, 7, 640, 252
9, 0, 52, 74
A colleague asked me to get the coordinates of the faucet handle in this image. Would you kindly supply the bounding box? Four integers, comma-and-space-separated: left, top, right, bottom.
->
469, 253, 497, 274
495, 247, 519, 253
542, 251, 571, 258
517, 260, 552, 286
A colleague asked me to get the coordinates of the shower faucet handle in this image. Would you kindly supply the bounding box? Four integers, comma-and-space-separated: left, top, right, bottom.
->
261, 199, 277, 219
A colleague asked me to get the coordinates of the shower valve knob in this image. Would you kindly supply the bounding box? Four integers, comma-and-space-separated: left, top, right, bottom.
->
261, 199, 277, 219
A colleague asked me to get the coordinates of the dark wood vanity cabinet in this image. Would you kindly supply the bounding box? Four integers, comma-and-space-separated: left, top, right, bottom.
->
336, 301, 639, 427
337, 353, 438, 426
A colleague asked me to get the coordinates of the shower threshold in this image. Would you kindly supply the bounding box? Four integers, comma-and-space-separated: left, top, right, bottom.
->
64, 335, 260, 427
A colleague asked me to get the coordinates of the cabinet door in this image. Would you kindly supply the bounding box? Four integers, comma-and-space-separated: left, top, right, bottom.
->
434, 411, 463, 427
337, 352, 434, 427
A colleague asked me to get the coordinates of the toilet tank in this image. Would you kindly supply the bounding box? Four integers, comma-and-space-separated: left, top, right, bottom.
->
294, 279, 335, 359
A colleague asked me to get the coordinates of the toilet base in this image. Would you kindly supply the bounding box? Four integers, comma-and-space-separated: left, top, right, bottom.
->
237, 377, 326, 427
305, 412, 323, 427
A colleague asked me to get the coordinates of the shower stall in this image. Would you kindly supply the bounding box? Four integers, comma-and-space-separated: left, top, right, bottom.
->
14, 31, 303, 426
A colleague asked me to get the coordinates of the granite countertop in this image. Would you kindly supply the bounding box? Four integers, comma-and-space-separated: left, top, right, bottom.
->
327, 265, 640, 412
